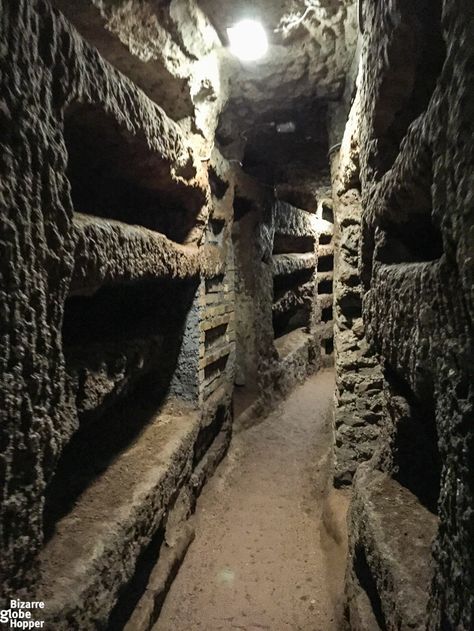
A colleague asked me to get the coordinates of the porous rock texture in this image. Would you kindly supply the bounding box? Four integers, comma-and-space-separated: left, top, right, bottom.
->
346, 464, 438, 631
4, 0, 474, 629
332, 0, 474, 629
331, 92, 388, 485
52, 0, 226, 134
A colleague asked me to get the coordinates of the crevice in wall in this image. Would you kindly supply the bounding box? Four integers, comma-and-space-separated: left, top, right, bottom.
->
105, 524, 166, 631
385, 364, 441, 514
354, 545, 388, 631
193, 405, 227, 467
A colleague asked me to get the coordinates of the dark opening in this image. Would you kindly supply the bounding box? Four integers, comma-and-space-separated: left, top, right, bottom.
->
44, 279, 197, 540
337, 290, 362, 322
372, 0, 446, 175
318, 254, 334, 273
209, 166, 229, 199
276, 188, 317, 213
318, 278, 333, 295
204, 355, 229, 380
64, 104, 205, 243
193, 405, 227, 467
241, 103, 329, 185
319, 233, 333, 246
273, 233, 315, 254
44, 371, 175, 542
210, 218, 225, 235
273, 307, 310, 340
205, 274, 225, 294
273, 268, 313, 301
63, 279, 195, 347
322, 306, 333, 323
353, 545, 388, 631
324, 338, 334, 355
234, 196, 255, 221
105, 524, 166, 631
378, 212, 443, 264
322, 202, 334, 223
385, 363, 441, 514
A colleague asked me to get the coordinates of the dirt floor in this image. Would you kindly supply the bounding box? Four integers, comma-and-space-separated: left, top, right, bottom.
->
154, 369, 350, 631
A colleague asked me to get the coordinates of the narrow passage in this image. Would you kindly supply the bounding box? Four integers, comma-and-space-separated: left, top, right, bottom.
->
155, 370, 350, 631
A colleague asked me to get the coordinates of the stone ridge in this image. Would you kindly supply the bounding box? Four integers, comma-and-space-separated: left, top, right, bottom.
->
331, 93, 388, 485
71, 213, 203, 291
271, 252, 317, 276
346, 464, 438, 631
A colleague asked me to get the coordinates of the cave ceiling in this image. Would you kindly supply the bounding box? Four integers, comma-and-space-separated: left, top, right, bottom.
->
51, 0, 358, 182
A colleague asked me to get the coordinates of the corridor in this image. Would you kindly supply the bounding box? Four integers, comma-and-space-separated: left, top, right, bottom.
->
2, 1, 473, 628
155, 371, 349, 631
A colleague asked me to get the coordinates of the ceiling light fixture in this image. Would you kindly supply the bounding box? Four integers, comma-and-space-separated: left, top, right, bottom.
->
227, 20, 268, 61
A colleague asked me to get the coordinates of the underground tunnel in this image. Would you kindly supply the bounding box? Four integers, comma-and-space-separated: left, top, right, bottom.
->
0, 0, 473, 629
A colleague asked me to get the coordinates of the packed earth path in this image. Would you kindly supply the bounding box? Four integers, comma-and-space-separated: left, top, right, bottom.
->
154, 370, 350, 631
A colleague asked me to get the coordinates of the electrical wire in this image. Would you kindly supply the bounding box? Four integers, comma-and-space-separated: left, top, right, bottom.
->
274, 5, 318, 34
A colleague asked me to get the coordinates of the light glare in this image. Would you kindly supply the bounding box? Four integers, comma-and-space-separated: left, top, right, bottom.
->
227, 20, 268, 61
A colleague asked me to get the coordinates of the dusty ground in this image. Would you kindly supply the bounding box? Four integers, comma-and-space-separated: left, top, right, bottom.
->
154, 370, 350, 631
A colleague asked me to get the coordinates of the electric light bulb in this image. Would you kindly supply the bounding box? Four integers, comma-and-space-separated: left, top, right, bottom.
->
227, 20, 268, 61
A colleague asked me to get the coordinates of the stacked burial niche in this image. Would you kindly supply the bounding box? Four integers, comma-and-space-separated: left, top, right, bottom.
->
316, 199, 335, 362
0, 2, 236, 628
271, 201, 317, 343
219, 93, 335, 421
331, 0, 474, 629
231, 178, 330, 425
44, 104, 200, 541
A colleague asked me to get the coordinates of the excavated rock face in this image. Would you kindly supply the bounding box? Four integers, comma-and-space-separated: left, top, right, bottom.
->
336, 1, 474, 629
0, 1, 234, 621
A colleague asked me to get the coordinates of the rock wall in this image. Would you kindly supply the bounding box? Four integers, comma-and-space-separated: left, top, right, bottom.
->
0, 1, 233, 626
232, 180, 330, 428
335, 0, 474, 629
331, 95, 389, 486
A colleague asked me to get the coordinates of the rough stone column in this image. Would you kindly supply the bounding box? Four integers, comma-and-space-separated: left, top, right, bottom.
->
330, 97, 388, 486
